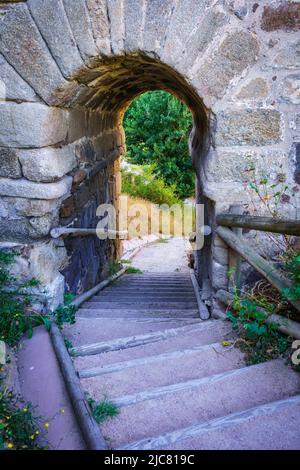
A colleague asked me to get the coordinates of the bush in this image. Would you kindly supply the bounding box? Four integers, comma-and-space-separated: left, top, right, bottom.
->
0, 251, 42, 347
0, 388, 46, 450
122, 165, 181, 206
227, 291, 289, 365
124, 91, 194, 199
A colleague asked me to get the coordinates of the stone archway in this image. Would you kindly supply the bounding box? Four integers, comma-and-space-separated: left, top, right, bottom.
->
0, 1, 298, 313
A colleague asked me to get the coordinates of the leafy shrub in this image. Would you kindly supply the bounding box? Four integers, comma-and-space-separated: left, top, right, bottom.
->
227, 292, 289, 365
0, 388, 46, 450
0, 251, 43, 346
283, 253, 300, 302
124, 91, 194, 199
122, 165, 180, 206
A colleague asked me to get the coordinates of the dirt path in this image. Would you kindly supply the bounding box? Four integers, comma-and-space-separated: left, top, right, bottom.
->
131, 237, 190, 273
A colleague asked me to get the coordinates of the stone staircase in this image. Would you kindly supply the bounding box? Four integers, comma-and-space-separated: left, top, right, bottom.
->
64, 272, 300, 450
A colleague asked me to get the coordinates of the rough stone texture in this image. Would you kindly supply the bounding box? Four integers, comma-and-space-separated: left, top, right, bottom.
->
0, 0, 299, 306
0, 219, 34, 242
193, 31, 259, 101
85, 0, 111, 54
46, 274, 66, 311
215, 110, 282, 146
270, 40, 300, 70
166, 6, 227, 71
107, 0, 125, 54
0, 176, 72, 200
0, 148, 22, 179
124, 0, 145, 51
236, 78, 269, 101
29, 241, 68, 285
18, 146, 77, 182
0, 3, 68, 105
211, 260, 228, 291
162, 0, 211, 66
280, 74, 300, 105
29, 214, 57, 238
28, 0, 84, 79
204, 149, 288, 185
3, 197, 61, 218
290, 142, 300, 184
143, 0, 175, 53
182, 9, 227, 69
212, 246, 228, 266
261, 3, 300, 32
0, 103, 68, 147
0, 53, 38, 102
62, 0, 98, 62
67, 109, 88, 143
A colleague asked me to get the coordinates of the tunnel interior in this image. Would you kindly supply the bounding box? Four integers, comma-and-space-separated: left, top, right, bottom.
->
59, 54, 211, 295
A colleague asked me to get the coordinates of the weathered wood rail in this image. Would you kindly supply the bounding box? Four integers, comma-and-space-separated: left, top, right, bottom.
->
216, 214, 300, 236
51, 227, 128, 239
216, 209, 300, 316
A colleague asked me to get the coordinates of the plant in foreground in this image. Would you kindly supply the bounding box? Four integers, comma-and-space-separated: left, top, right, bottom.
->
0, 387, 47, 450
88, 398, 119, 424
125, 266, 143, 274
227, 291, 289, 365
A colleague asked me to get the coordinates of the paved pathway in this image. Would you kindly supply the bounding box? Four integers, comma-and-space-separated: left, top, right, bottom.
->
64, 238, 300, 450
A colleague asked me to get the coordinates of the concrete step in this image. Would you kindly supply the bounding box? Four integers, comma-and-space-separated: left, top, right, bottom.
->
113, 282, 193, 288
73, 320, 233, 372
119, 395, 300, 450
111, 286, 193, 291
92, 293, 196, 299
100, 289, 195, 294
76, 308, 200, 318
99, 359, 300, 448
79, 342, 244, 397
71, 322, 216, 357
123, 273, 191, 278
64, 317, 202, 347
82, 302, 198, 309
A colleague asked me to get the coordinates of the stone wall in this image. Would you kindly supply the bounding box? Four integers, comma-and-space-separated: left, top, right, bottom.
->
0, 0, 299, 313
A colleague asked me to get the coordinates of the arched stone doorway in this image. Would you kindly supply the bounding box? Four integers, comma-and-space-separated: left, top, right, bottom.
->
0, 1, 298, 313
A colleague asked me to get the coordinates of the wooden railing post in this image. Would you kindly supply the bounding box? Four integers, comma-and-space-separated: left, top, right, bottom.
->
228, 204, 243, 293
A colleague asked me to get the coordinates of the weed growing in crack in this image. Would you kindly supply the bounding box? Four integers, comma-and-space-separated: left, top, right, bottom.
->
88, 398, 119, 424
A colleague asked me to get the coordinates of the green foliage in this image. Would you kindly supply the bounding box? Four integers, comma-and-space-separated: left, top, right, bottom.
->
88, 398, 119, 424
52, 292, 77, 329
122, 165, 181, 206
124, 91, 194, 199
247, 167, 297, 218
108, 260, 122, 276
52, 303, 76, 329
0, 388, 46, 450
125, 266, 143, 274
0, 251, 44, 347
63, 337, 73, 351
227, 292, 289, 365
282, 252, 300, 301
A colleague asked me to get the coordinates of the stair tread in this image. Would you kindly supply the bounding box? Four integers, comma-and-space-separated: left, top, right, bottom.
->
119, 395, 300, 450
80, 341, 244, 393
64, 317, 202, 347
73, 321, 233, 370
71, 321, 218, 357
76, 308, 200, 318
99, 359, 300, 448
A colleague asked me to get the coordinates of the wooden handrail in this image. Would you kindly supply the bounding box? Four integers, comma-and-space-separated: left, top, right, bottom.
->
50, 227, 128, 239
216, 226, 300, 313
216, 214, 300, 236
